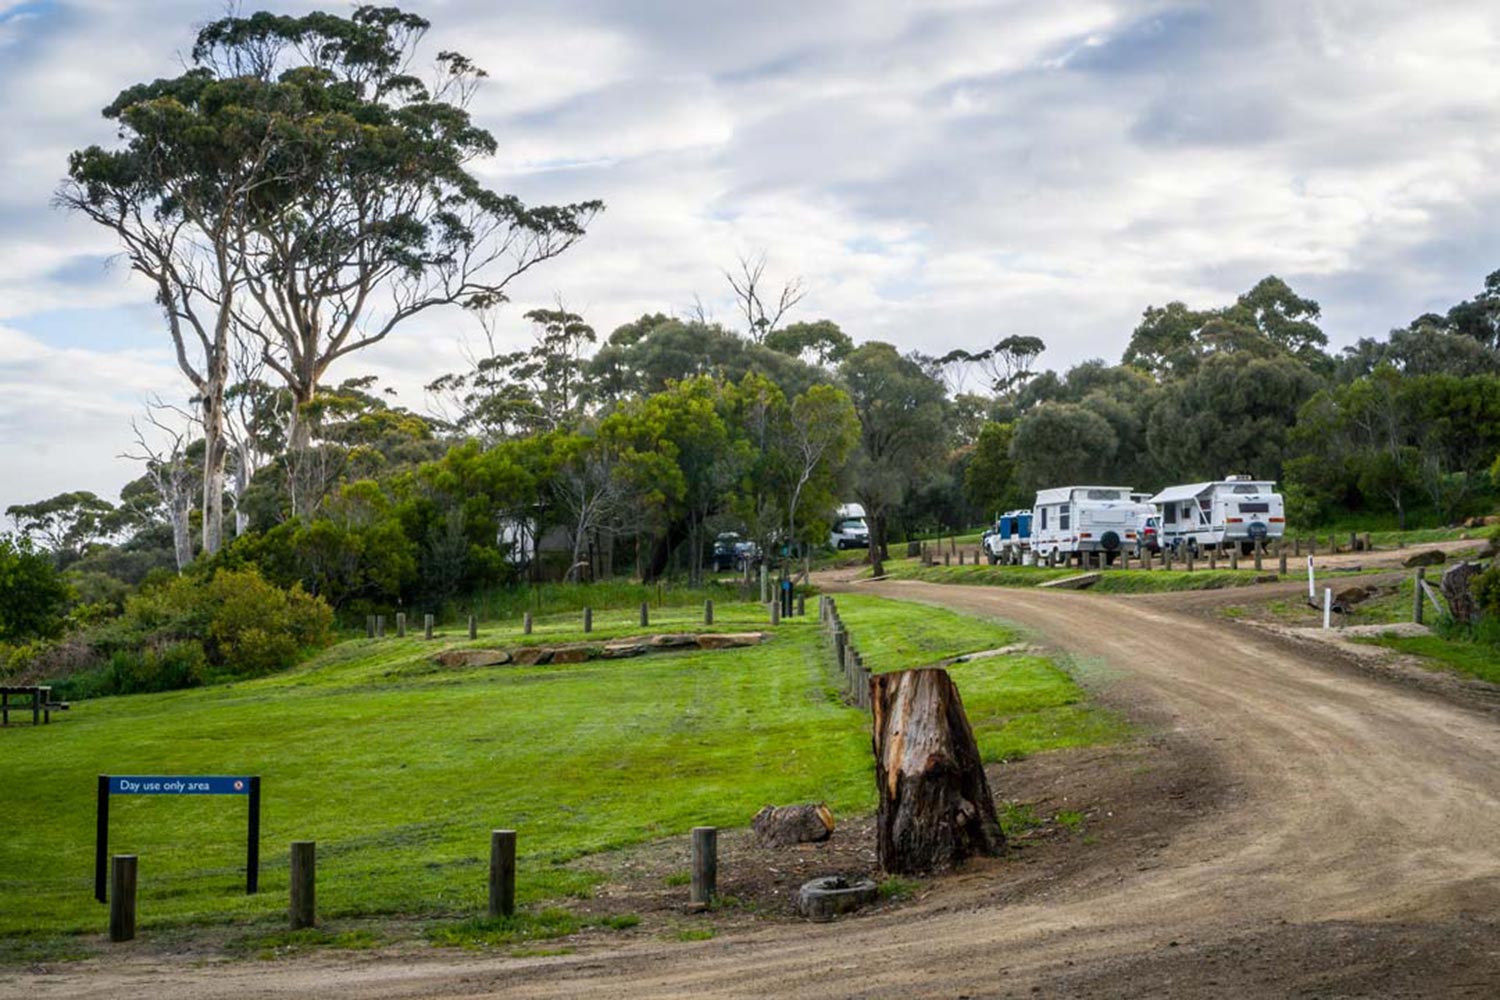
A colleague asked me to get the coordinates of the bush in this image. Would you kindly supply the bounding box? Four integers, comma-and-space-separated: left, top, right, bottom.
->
199, 569, 333, 676
0, 535, 72, 641
1473, 563, 1500, 622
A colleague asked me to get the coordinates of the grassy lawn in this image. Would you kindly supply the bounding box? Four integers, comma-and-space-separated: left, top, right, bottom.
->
875, 558, 1274, 594
0, 594, 1121, 960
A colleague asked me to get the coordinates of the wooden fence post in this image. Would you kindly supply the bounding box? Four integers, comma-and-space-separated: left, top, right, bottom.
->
109, 855, 137, 943
489, 829, 516, 918
424, 614, 434, 640
1209, 548, 1217, 570
1293, 537, 1301, 556
396, 612, 406, 638
523, 611, 533, 635
1414, 568, 1426, 625
690, 827, 717, 908
770, 600, 780, 626
365, 616, 375, 639
1230, 548, 1239, 571
376, 615, 385, 639
1254, 544, 1263, 572
1185, 550, 1194, 573
640, 602, 650, 628
290, 841, 316, 930
704, 599, 714, 625
1279, 549, 1288, 575
797, 592, 806, 617
582, 608, 592, 634
468, 614, 477, 640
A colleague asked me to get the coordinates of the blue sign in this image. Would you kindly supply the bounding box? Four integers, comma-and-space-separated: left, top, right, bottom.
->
110, 775, 251, 796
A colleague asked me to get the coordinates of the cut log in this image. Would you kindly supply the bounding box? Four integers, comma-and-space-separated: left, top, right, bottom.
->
752, 803, 835, 847
871, 668, 1004, 874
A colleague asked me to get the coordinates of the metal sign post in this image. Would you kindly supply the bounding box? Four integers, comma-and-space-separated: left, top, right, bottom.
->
95, 774, 260, 903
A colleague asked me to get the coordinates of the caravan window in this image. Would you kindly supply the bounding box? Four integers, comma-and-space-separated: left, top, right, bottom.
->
1060, 507, 1071, 530
1231, 484, 1260, 494
1040, 507, 1048, 530
1085, 489, 1123, 500
1238, 502, 1270, 514
1163, 505, 1177, 525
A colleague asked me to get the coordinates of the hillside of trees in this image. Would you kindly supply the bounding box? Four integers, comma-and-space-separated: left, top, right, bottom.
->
3, 6, 1499, 690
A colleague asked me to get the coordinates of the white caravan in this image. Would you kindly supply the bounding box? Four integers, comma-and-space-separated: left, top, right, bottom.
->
1030, 486, 1143, 565
828, 502, 870, 550
1148, 477, 1286, 555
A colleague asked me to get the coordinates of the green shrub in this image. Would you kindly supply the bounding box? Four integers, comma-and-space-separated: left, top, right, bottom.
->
1472, 563, 1500, 622
0, 535, 71, 641
199, 569, 332, 676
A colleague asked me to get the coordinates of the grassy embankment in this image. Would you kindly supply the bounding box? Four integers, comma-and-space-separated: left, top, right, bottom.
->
0, 594, 1123, 962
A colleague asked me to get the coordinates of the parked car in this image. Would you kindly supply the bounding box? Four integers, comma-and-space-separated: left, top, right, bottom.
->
712, 532, 743, 572
983, 509, 1033, 564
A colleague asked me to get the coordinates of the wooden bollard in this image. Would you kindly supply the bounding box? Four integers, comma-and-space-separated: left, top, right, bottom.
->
797, 592, 806, 617
1414, 568, 1426, 625
690, 827, 717, 907
1362, 532, 1372, 552
109, 854, 137, 943
770, 600, 780, 626
1329, 534, 1337, 554
376, 615, 385, 639
1254, 545, 1263, 571
424, 613, 434, 640
522, 611, 533, 635
1163, 551, 1173, 572
396, 612, 406, 638
489, 829, 516, 918
290, 841, 316, 930
1185, 551, 1194, 573
958, 549, 965, 566
1279, 549, 1288, 575
704, 599, 714, 625
582, 608, 592, 633
468, 614, 477, 640
1293, 537, 1301, 556
1209, 549, 1217, 570
1120, 551, 1130, 570
365, 615, 375, 639
1350, 531, 1358, 553
1230, 548, 1239, 571
640, 602, 650, 628
944, 551, 951, 566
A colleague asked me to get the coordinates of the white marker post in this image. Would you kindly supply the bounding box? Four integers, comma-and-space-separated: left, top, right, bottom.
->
1307, 555, 1316, 604
1323, 587, 1332, 630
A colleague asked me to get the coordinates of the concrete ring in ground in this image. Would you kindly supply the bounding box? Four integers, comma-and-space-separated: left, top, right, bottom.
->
797, 875, 879, 922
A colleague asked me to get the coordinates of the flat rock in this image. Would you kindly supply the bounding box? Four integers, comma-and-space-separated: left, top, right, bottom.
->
696, 633, 765, 650
550, 646, 592, 664
601, 641, 649, 659
435, 649, 510, 668
1039, 573, 1100, 590
510, 647, 553, 666
648, 633, 700, 649
1404, 550, 1447, 568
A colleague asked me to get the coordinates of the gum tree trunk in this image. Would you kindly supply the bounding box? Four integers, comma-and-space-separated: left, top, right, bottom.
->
872, 667, 1004, 874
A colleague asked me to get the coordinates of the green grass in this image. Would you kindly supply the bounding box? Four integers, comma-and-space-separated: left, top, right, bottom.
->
0, 594, 1122, 960
876, 558, 1273, 594
876, 877, 920, 901
1357, 634, 1500, 685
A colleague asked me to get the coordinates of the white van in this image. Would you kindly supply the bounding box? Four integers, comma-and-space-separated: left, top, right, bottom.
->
1030, 486, 1142, 565
1149, 477, 1286, 555
829, 503, 870, 550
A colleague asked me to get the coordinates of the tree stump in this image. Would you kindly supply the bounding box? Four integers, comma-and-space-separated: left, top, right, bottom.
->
871, 668, 1003, 874
752, 803, 835, 847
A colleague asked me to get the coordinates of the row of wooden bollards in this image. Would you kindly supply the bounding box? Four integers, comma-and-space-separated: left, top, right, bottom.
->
105, 825, 723, 942
819, 596, 871, 711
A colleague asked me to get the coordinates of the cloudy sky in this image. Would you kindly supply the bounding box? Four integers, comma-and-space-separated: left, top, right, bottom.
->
3, 0, 1500, 516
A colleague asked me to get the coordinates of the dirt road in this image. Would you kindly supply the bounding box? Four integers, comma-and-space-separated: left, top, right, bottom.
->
13, 579, 1500, 998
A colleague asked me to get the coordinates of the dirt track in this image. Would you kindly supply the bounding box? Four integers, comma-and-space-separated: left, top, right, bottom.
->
12, 575, 1500, 998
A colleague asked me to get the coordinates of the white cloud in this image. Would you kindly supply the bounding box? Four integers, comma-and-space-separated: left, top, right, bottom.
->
5, 0, 1500, 508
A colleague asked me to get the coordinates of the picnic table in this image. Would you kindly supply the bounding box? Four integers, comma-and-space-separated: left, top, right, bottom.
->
0, 686, 68, 726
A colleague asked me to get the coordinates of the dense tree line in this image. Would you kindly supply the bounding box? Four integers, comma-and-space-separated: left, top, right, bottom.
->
5, 4, 1500, 686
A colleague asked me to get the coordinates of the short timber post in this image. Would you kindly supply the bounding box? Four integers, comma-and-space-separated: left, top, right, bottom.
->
1414, 568, 1426, 625
1254, 544, 1263, 572
770, 600, 780, 626
375, 615, 385, 639
797, 592, 806, 617
468, 614, 478, 640
1350, 531, 1359, 553
1209, 549, 1217, 571
944, 551, 951, 566
582, 608, 592, 634
396, 612, 406, 638
1362, 532, 1372, 552
109, 855, 137, 943
424, 614, 434, 640
1230, 548, 1239, 571
704, 599, 714, 625
365, 615, 375, 639
489, 829, 517, 918
640, 602, 650, 628
1279, 549, 1288, 575
1163, 550, 1173, 572
1293, 537, 1301, 556
523, 611, 533, 635
1185, 550, 1194, 573
690, 827, 717, 908
290, 841, 316, 930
